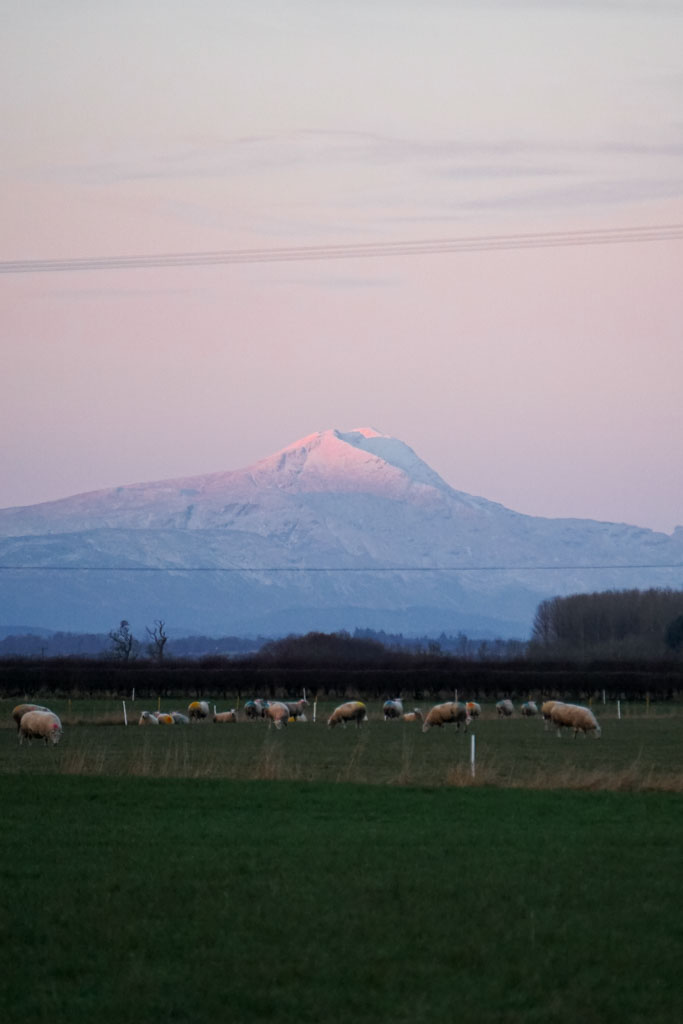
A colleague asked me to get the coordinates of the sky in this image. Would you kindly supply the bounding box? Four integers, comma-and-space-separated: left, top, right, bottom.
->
2, 0, 683, 534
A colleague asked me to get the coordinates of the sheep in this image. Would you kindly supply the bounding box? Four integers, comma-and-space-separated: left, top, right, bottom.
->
520, 701, 539, 717
285, 698, 308, 721
402, 708, 424, 723
383, 698, 403, 720
327, 701, 367, 729
550, 702, 601, 739
19, 710, 62, 745
496, 699, 514, 718
155, 713, 175, 725
465, 701, 481, 719
264, 701, 291, 730
138, 711, 160, 725
422, 701, 470, 733
213, 709, 238, 723
170, 711, 190, 724
244, 699, 269, 720
12, 703, 50, 732
188, 700, 210, 721
541, 700, 562, 730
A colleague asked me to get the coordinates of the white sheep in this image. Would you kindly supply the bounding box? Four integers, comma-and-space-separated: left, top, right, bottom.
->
264, 701, 291, 730
19, 710, 62, 745
327, 701, 367, 729
170, 711, 190, 724
496, 699, 514, 718
422, 701, 470, 733
402, 708, 424, 723
541, 700, 562, 730
188, 700, 210, 721
138, 711, 160, 725
520, 701, 538, 717
383, 698, 403, 720
465, 701, 481, 719
285, 699, 308, 720
213, 709, 238, 723
550, 702, 601, 739
12, 703, 50, 731
244, 699, 268, 720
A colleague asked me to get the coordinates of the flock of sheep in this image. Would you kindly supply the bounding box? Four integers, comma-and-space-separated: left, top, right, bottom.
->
136, 696, 601, 737
11, 695, 601, 743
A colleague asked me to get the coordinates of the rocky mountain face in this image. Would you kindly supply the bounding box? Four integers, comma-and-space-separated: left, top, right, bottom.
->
1, 427, 682, 637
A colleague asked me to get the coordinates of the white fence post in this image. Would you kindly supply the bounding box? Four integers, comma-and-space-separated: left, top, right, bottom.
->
122, 700, 128, 726
470, 734, 476, 779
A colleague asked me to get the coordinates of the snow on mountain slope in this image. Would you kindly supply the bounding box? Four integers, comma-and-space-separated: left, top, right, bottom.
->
1, 427, 682, 636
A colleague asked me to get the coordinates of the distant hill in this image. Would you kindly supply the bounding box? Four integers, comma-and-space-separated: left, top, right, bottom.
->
1, 427, 682, 637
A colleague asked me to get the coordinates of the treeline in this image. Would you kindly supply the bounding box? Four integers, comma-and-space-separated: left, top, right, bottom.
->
1, 651, 681, 701
531, 588, 683, 660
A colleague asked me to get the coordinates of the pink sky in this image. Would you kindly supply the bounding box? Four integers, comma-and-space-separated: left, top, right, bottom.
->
2, 2, 683, 533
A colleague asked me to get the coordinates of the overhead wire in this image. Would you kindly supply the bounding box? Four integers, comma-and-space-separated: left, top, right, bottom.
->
1, 223, 682, 274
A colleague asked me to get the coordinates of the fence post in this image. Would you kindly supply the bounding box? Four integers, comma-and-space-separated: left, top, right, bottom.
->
122, 700, 128, 726
470, 734, 476, 779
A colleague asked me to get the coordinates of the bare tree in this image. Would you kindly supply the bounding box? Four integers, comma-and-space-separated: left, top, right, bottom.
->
146, 619, 168, 662
108, 620, 139, 661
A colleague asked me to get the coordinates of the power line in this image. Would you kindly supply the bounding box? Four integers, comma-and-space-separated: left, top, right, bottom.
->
1, 223, 682, 275
1, 564, 682, 573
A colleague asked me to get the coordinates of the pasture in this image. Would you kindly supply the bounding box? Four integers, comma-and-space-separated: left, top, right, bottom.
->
2, 699, 682, 1023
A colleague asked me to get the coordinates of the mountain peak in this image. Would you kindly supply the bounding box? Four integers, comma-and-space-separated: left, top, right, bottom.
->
251, 427, 451, 496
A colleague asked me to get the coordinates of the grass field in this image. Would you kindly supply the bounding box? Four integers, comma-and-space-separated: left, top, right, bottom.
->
1, 776, 682, 1023
2, 700, 682, 1022
1, 698, 682, 791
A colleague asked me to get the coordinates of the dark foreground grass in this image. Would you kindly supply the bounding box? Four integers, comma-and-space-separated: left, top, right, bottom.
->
1, 776, 682, 1024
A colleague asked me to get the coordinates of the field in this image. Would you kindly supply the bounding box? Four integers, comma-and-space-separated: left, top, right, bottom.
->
2, 699, 683, 1022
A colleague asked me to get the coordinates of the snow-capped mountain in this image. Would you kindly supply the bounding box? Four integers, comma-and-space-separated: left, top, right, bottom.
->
1, 427, 682, 637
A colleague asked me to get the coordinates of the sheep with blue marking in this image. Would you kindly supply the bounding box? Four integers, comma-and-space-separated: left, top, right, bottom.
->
383, 698, 403, 720
496, 699, 514, 718
520, 701, 538, 717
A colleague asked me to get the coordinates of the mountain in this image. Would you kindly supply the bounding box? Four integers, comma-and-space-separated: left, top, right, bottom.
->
1, 427, 682, 638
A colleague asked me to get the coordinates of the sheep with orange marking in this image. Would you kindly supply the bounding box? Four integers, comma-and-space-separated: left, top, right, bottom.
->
402, 708, 424, 723
465, 701, 481, 719
19, 710, 62, 746
383, 698, 403, 720
155, 713, 175, 725
496, 699, 514, 718
213, 709, 238, 723
12, 703, 50, 732
188, 701, 210, 721
327, 701, 367, 729
550, 702, 601, 739
422, 701, 470, 733
285, 699, 308, 720
264, 701, 291, 730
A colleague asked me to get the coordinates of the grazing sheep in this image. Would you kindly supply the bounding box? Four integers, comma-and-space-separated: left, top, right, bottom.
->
156, 713, 175, 725
188, 700, 210, 721
520, 701, 539, 717
19, 710, 62, 745
285, 699, 308, 720
213, 710, 238, 723
541, 700, 562, 730
496, 699, 514, 718
327, 701, 367, 729
264, 701, 291, 730
170, 711, 190, 724
138, 711, 160, 725
12, 703, 50, 732
465, 701, 481, 719
422, 701, 470, 733
244, 699, 269, 720
402, 708, 424, 723
383, 698, 403, 720
550, 702, 601, 739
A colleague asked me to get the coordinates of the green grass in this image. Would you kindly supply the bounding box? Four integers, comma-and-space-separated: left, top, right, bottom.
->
1, 777, 682, 1023
1, 699, 682, 790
